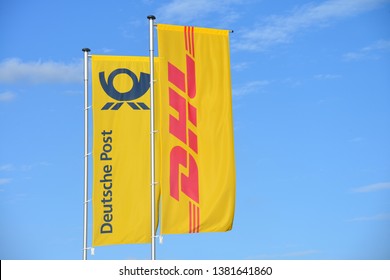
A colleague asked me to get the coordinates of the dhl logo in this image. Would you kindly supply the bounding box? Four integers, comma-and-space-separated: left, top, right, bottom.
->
168, 26, 200, 233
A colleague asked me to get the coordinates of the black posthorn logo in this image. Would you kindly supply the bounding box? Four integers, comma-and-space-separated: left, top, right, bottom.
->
99, 68, 150, 110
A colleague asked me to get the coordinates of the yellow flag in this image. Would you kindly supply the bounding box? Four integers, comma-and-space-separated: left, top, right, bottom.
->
91, 55, 158, 246
157, 24, 236, 234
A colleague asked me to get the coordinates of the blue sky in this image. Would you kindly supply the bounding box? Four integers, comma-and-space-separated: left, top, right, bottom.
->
1, 0, 390, 260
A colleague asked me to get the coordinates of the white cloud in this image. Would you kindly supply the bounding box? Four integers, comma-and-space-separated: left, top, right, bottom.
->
21, 161, 50, 172
0, 178, 12, 185
343, 39, 390, 61
233, 80, 270, 96
314, 74, 341, 80
282, 77, 302, 88
0, 91, 16, 102
232, 62, 251, 72
156, 0, 243, 25
352, 182, 390, 193
0, 164, 14, 171
349, 137, 364, 143
361, 39, 390, 52
234, 0, 389, 51
0, 58, 82, 84
101, 48, 115, 54
350, 213, 390, 222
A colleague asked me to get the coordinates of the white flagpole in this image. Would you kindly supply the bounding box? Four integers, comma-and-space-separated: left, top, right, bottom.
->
147, 15, 157, 260
82, 47, 91, 260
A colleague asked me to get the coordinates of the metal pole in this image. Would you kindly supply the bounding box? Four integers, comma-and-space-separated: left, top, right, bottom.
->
147, 15, 156, 260
82, 47, 91, 260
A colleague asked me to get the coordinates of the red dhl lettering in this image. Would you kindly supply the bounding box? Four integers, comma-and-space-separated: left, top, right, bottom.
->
168, 59, 198, 202
167, 26, 200, 233
169, 88, 187, 144
169, 146, 199, 203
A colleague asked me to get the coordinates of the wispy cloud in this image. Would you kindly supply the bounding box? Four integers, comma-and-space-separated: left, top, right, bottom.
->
282, 77, 302, 88
0, 58, 82, 84
156, 0, 243, 25
233, 80, 270, 96
0, 91, 16, 102
20, 161, 50, 172
314, 74, 341, 80
0, 178, 12, 185
232, 62, 251, 72
0, 162, 49, 173
349, 136, 364, 143
352, 182, 390, 193
234, 0, 389, 51
101, 48, 115, 54
0, 164, 14, 172
350, 213, 390, 222
343, 39, 390, 61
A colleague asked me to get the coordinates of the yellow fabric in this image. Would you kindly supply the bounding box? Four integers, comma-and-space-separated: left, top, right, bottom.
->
91, 55, 159, 246
157, 24, 236, 234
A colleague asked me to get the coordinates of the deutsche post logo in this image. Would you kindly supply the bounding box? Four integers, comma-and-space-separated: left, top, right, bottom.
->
99, 68, 150, 110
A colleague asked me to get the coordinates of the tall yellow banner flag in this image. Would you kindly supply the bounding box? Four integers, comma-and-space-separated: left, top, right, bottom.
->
91, 56, 158, 246
157, 24, 236, 234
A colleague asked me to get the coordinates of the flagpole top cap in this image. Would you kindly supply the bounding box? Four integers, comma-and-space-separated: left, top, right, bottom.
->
147, 15, 156, 20
82, 48, 91, 52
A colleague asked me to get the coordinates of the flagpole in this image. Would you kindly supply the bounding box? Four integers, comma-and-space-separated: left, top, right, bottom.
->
147, 15, 157, 260
82, 47, 91, 260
